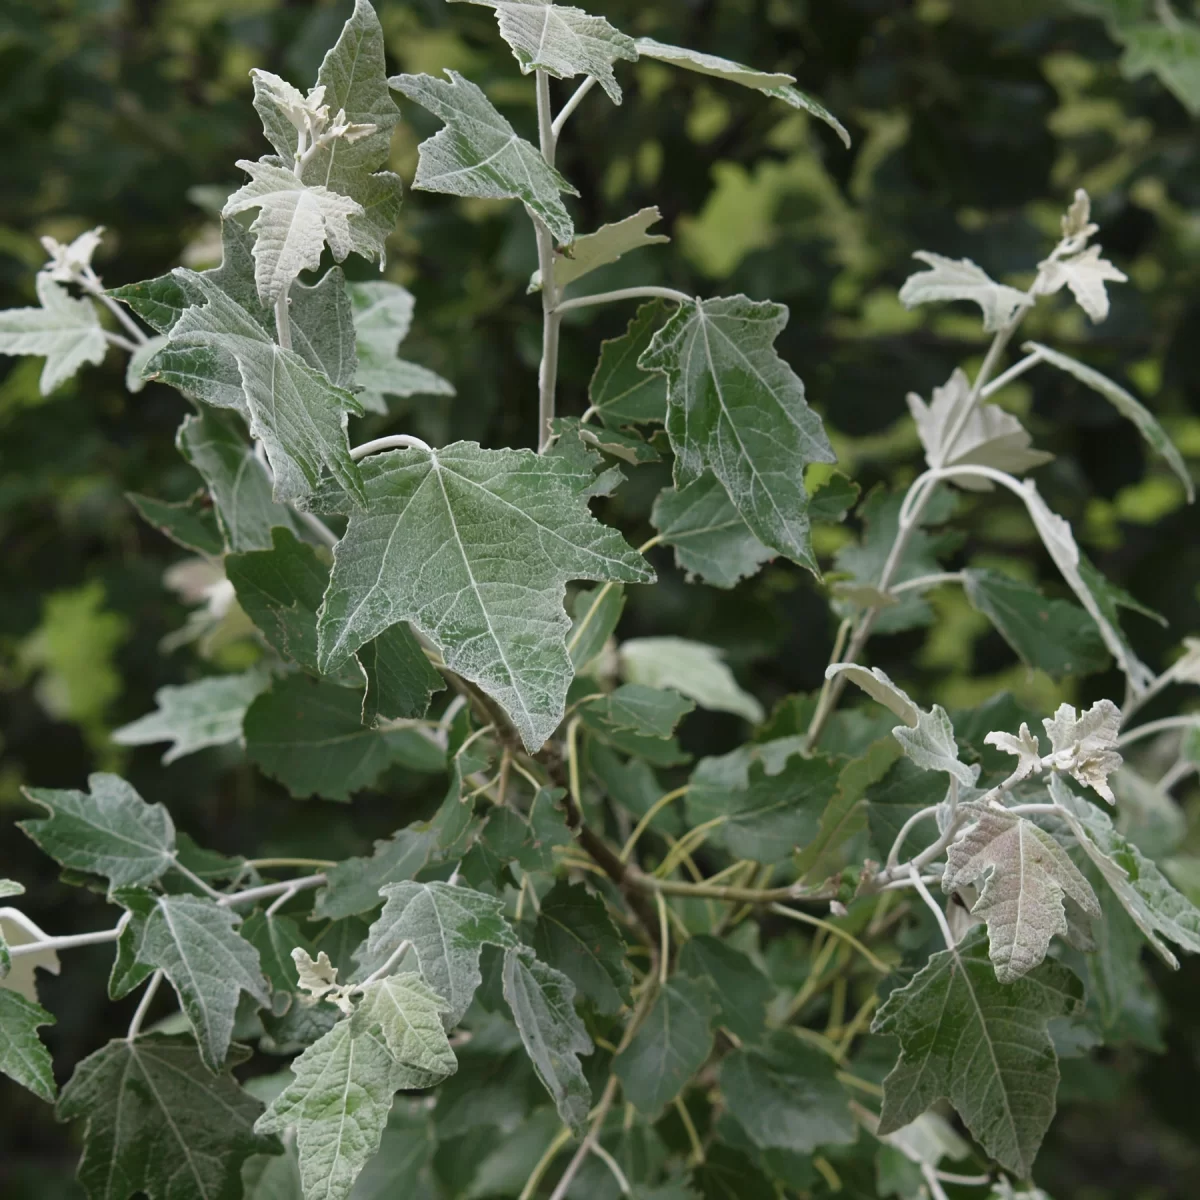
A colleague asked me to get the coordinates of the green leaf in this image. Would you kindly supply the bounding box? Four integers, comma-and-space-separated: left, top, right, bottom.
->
20, 773, 176, 893
359, 881, 517, 1026
567, 583, 625, 671
0, 273, 106, 395
825, 664, 920, 728
808, 470, 859, 524
390, 71, 578, 244
892, 706, 979, 788
58, 1036, 277, 1200
1024, 341, 1193, 502
501, 945, 593, 1135
651, 472, 774, 589
110, 889, 270, 1071
532, 879, 631, 1015
619, 636, 762, 723
150, 272, 366, 511
589, 300, 669, 427
632, 38, 850, 145
533, 206, 668, 291
1119, 20, 1200, 114
315, 828, 443, 921
688, 745, 840, 863
243, 672, 418, 801
256, 1021, 400, 1200
349, 973, 458, 1086
314, 441, 653, 752
126, 491, 225, 557
176, 408, 304, 553
112, 669, 271, 764
678, 935, 770, 1043
640, 296, 835, 574
721, 1032, 854, 1154
871, 928, 1083, 1177
614, 976, 716, 1115
359, 624, 445, 724
963, 568, 1110, 680
0, 880, 24, 898
0, 988, 56, 1102
944, 806, 1100, 982
455, 0, 637, 101
899, 251, 1028, 332
348, 281, 454, 414
580, 684, 694, 739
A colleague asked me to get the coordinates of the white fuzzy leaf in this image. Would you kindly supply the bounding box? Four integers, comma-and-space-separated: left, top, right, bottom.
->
531, 206, 669, 292
899, 252, 1029, 332
1037, 244, 1126, 323
984, 723, 1044, 781
892, 706, 980, 788
0, 274, 107, 395
825, 664, 920, 728
1043, 699, 1123, 804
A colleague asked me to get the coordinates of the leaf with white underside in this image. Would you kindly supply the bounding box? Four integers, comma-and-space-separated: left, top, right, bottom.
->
314, 442, 652, 752
1047, 775, 1200, 970
944, 806, 1100, 982
907, 367, 1052, 486
348, 281, 453, 414
349, 973, 458, 1087
633, 38, 850, 146
110, 889, 270, 1071
256, 1021, 399, 1200
293, 948, 341, 1003
620, 636, 763, 723
223, 160, 363, 303
899, 252, 1029, 332
19, 773, 176, 893
640, 296, 835, 574
149, 272, 365, 510
358, 881, 516, 1027
985, 723, 1044, 781
112, 669, 271, 764
0, 274, 106, 394
58, 1036, 276, 1200
0, 880, 22, 898
502, 946, 593, 1135
825, 664, 920, 727
1036, 244, 1126, 323
453, 0, 637, 102
390, 71, 578, 245
893, 706, 980, 788
1023, 342, 1193, 501
531, 207, 669, 292
871, 928, 1083, 1177
1043, 699, 1122, 804
0, 989, 56, 1101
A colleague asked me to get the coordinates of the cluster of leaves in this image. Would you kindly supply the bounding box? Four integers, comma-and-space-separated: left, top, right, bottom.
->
3, 2, 1200, 1200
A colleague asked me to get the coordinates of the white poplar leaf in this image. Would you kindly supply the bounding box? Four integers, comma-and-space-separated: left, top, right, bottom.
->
824, 663, 920, 728
0, 274, 107, 395
892, 706, 980, 788
1036, 244, 1126, 323
984, 723, 1044, 781
348, 973, 457, 1087
1043, 699, 1123, 804
944, 806, 1100, 982
292, 948, 341, 1003
530, 206, 669, 292
223, 159, 363, 303
620, 636, 763, 723
452, 0, 637, 102
39, 226, 105, 282
899, 251, 1029, 332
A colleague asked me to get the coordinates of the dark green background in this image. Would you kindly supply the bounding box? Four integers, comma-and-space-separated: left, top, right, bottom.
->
2, 1, 1199, 1196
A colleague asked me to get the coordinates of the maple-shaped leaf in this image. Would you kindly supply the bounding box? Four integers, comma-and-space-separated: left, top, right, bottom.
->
20, 773, 177, 893
984, 722, 1044, 782
907, 367, 1052, 486
248, 0, 403, 265
314, 441, 652, 751
0, 273, 107, 395
532, 206, 669, 292
112, 669, 271, 764
1043, 699, 1122, 804
502, 945, 593, 1135
0, 988, 56, 1102
640, 296, 835, 575
110, 889, 270, 1071
944, 806, 1100, 982
390, 71, 578, 245
57, 1036, 277, 1200
893, 706, 980, 788
453, 0, 637, 102
348, 972, 458, 1087
1036, 244, 1126, 323
348, 281, 453, 414
149, 272, 366, 510
899, 252, 1029, 332
588, 299, 670, 427
871, 929, 1083, 1177
223, 160, 363, 303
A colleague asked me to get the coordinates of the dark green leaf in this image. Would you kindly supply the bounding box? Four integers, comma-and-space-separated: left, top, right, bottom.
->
0, 988, 56, 1102
126, 491, 224, 557
580, 684, 694, 739
589, 300, 670, 427
678, 935, 770, 1042
359, 623, 444, 724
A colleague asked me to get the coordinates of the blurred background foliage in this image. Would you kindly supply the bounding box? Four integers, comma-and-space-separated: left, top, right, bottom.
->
2, 0, 1200, 1196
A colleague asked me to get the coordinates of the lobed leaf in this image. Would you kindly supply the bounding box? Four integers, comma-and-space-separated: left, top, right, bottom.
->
533, 206, 668, 291
588, 299, 670, 427
0, 273, 106, 395
899, 251, 1028, 332
0, 989, 56, 1102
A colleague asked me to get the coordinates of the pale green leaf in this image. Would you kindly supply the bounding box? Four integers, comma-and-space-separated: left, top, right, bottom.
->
314, 441, 653, 752
1035, 245, 1127, 323
58, 1036, 276, 1200
640, 296, 835, 574
1119, 20, 1200, 114
0, 988, 56, 1102
532, 206, 668, 291
391, 71, 577, 243
112, 669, 271, 764
619, 636, 762, 723
502, 946, 593, 1134
567, 582, 625, 671
899, 252, 1028, 332
0, 273, 106, 394
871, 928, 1083, 1177
0, 880, 23, 898
20, 773, 176, 893
824, 664, 920, 727
349, 973, 458, 1087
892, 705, 979, 787
110, 889, 270, 1071
579, 684, 694, 739
125, 334, 168, 393
588, 300, 669, 427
